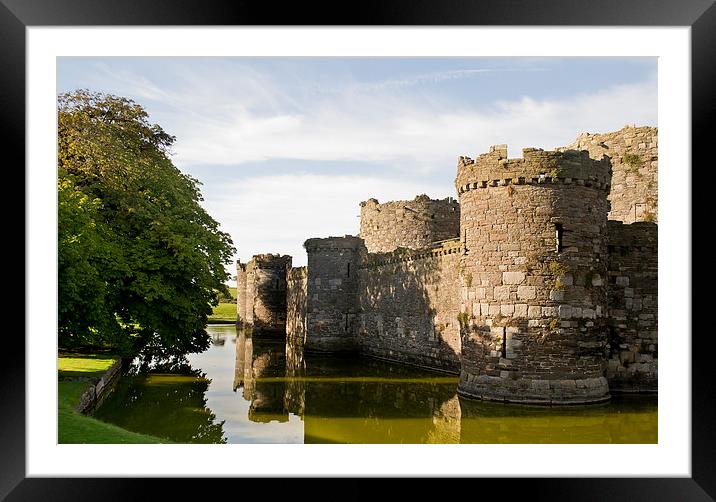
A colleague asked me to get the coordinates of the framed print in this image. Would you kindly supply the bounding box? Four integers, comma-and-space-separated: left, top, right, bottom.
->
6, 0, 712, 499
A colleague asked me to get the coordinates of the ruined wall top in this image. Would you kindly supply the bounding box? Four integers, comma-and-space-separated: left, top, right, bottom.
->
567, 124, 657, 160
566, 124, 657, 223
304, 235, 366, 252
358, 194, 460, 253
287, 266, 307, 281
455, 146, 612, 194
362, 237, 463, 269
250, 254, 292, 270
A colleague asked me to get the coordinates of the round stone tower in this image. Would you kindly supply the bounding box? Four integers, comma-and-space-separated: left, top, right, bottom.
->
455, 145, 613, 404
251, 254, 292, 337
359, 194, 460, 253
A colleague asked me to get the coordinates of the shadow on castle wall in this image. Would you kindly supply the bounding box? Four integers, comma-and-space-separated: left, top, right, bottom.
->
359, 246, 462, 373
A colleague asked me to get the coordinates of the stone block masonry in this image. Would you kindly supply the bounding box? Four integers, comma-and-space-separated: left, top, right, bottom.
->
236, 254, 291, 337
303, 236, 364, 352
567, 125, 658, 224
456, 145, 612, 404
358, 239, 463, 373
74, 359, 124, 414
606, 221, 658, 392
238, 124, 657, 404
360, 195, 460, 253
286, 266, 307, 346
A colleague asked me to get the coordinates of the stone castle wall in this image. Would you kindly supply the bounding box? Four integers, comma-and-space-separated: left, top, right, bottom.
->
567, 125, 658, 223
455, 146, 612, 404
238, 124, 657, 404
358, 239, 463, 373
606, 221, 658, 392
303, 236, 364, 352
286, 266, 307, 346
359, 195, 460, 253
236, 254, 291, 337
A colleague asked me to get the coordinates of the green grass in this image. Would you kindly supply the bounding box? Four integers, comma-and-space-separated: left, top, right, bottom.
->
228, 286, 236, 299
58, 353, 172, 444
208, 302, 237, 324
58, 353, 117, 378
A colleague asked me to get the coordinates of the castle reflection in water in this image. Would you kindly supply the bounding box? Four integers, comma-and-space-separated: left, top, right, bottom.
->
230, 326, 656, 444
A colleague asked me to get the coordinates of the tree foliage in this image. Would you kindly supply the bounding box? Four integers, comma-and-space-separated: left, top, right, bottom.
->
58, 90, 235, 356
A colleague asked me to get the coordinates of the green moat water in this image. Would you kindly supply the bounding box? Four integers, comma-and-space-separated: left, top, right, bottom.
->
93, 325, 657, 444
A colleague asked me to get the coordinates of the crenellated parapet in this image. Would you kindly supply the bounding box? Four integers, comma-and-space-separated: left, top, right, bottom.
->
252, 253, 292, 270
362, 238, 463, 269
456, 143, 613, 404
455, 146, 612, 194
304, 235, 365, 253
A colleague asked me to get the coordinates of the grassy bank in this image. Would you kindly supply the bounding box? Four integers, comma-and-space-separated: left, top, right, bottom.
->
208, 301, 237, 324
58, 353, 171, 444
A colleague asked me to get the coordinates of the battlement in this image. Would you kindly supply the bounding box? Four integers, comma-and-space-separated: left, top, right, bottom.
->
569, 124, 658, 160
304, 235, 365, 252
455, 146, 612, 194
362, 238, 463, 268
251, 254, 292, 270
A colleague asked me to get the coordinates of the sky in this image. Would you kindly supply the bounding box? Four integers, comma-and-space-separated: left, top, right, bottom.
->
57, 57, 657, 278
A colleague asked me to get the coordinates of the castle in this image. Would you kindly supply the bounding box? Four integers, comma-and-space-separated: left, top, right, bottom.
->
235, 125, 658, 405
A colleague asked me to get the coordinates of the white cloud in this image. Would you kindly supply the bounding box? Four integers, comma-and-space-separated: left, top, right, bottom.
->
165, 76, 656, 171
84, 61, 656, 172
354, 67, 547, 91
203, 174, 452, 269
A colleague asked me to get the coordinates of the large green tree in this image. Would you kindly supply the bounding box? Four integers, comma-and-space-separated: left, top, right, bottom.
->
58, 90, 235, 356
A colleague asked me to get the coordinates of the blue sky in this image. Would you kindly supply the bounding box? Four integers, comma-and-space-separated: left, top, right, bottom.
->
57, 57, 657, 273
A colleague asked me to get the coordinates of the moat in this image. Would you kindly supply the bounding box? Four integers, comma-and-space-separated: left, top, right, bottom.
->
93, 325, 657, 444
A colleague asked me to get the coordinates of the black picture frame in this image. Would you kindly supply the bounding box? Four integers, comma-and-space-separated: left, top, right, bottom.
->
5, 0, 710, 499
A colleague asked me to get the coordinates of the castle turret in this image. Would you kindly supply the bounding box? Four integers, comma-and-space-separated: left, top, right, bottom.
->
359, 195, 460, 253
455, 145, 613, 404
237, 254, 291, 337
303, 235, 365, 352
250, 254, 291, 337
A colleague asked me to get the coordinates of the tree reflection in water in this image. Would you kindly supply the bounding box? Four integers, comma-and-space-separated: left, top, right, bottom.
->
94, 355, 226, 444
